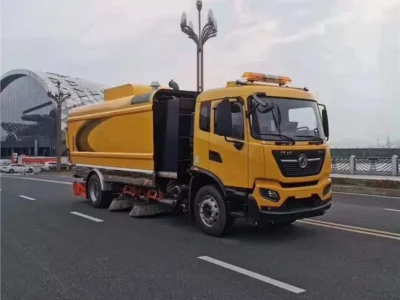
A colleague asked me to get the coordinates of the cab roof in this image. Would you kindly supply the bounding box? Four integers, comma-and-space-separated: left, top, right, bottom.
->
197, 83, 315, 103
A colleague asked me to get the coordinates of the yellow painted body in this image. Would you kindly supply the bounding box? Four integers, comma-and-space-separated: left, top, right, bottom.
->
104, 84, 154, 101
193, 82, 332, 210
68, 84, 157, 171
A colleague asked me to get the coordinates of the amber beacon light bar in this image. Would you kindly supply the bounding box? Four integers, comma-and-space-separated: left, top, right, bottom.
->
241, 72, 292, 86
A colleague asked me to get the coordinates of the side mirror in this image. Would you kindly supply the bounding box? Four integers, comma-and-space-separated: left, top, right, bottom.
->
215, 100, 232, 137
319, 104, 329, 140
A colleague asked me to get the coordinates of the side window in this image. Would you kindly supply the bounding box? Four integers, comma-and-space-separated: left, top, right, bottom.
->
199, 102, 211, 132
231, 102, 244, 140
214, 100, 244, 140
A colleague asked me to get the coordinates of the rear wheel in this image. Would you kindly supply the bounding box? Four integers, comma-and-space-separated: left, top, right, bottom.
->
87, 174, 113, 208
27, 168, 33, 173
194, 185, 234, 237
8, 169, 14, 173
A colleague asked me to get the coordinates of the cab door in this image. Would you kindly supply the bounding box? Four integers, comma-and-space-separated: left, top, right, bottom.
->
208, 98, 248, 188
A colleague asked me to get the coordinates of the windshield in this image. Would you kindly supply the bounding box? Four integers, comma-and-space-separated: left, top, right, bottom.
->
248, 96, 325, 142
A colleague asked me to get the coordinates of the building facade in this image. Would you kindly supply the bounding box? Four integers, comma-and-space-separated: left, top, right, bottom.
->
0, 69, 108, 158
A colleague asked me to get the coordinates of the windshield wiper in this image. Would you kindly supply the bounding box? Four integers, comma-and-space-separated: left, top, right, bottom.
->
259, 133, 295, 144
294, 135, 324, 142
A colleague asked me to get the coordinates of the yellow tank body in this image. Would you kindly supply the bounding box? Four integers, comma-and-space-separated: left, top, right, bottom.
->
67, 84, 156, 173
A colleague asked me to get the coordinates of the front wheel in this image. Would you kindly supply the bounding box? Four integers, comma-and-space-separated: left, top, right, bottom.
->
194, 185, 234, 237
8, 169, 14, 173
87, 174, 113, 208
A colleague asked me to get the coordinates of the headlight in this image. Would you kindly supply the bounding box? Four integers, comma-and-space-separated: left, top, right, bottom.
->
260, 188, 280, 202
323, 183, 331, 196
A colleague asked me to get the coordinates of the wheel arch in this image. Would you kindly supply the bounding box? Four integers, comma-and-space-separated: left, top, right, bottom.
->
86, 169, 111, 196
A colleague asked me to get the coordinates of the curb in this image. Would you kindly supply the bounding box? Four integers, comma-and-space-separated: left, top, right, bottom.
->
331, 177, 400, 190
332, 185, 400, 198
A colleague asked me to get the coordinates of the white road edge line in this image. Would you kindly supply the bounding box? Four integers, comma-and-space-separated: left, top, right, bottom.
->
334, 192, 400, 200
70, 211, 104, 223
19, 195, 36, 201
384, 208, 400, 213
198, 256, 306, 294
0, 176, 71, 185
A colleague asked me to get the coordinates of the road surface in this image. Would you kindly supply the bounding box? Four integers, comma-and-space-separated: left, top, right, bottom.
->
1, 174, 400, 300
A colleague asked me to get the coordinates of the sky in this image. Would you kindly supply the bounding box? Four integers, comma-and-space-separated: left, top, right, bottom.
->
1, 0, 400, 147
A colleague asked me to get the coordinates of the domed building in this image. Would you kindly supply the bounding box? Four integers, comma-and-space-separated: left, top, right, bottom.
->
0, 69, 108, 157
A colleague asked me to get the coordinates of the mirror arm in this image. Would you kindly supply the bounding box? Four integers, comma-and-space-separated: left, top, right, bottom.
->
224, 137, 244, 150
246, 103, 259, 118
224, 136, 234, 143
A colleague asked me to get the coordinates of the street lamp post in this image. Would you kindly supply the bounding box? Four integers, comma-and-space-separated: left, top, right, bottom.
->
180, 0, 218, 92
47, 81, 71, 172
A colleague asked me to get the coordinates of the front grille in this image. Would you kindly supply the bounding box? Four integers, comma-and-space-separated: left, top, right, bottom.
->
273, 150, 326, 177
280, 180, 319, 188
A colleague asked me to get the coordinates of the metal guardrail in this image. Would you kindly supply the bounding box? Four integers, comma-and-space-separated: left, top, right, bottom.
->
331, 158, 351, 173
331, 155, 399, 176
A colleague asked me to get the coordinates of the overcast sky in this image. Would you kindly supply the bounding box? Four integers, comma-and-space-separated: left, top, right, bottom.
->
1, 0, 400, 147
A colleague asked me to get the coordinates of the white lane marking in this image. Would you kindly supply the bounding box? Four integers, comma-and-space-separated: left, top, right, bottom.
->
299, 220, 400, 241
334, 192, 400, 200
198, 256, 306, 294
384, 208, 400, 213
0, 176, 71, 185
19, 195, 36, 201
70, 211, 104, 223
301, 219, 400, 237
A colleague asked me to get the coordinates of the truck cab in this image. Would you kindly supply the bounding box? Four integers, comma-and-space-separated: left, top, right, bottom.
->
189, 72, 332, 235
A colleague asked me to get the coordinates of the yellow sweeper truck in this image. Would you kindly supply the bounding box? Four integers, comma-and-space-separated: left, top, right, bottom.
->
67, 72, 332, 236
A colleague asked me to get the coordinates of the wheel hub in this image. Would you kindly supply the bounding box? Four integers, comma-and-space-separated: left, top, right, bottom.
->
89, 180, 99, 202
199, 196, 219, 227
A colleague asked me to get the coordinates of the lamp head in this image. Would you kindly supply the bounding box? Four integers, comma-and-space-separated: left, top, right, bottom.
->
207, 9, 214, 23
196, 0, 203, 11
181, 11, 187, 26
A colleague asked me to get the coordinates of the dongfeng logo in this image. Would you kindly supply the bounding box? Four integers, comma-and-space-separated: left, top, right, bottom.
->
298, 154, 308, 169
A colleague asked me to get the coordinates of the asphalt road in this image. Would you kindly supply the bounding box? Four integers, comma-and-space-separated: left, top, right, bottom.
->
1, 174, 400, 300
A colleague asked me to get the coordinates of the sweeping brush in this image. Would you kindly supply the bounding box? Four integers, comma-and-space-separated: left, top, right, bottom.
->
129, 201, 169, 218
108, 197, 136, 212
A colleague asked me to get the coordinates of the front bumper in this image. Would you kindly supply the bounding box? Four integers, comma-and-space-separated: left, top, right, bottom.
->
245, 177, 332, 225
246, 195, 331, 225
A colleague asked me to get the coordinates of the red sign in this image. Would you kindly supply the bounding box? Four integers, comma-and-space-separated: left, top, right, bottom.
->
21, 157, 57, 165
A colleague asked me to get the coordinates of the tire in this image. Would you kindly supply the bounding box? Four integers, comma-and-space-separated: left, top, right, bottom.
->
87, 174, 113, 208
28, 168, 33, 173
194, 185, 234, 237
8, 169, 14, 173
